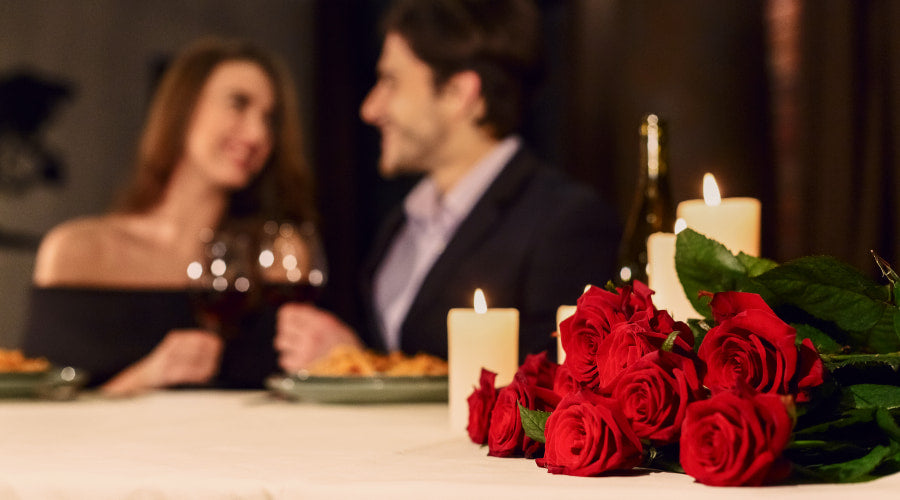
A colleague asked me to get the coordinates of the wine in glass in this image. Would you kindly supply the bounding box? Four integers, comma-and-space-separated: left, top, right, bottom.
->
257, 220, 328, 308
187, 222, 261, 338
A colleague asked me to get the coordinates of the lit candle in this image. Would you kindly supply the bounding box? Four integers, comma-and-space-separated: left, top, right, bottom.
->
647, 219, 699, 321
447, 289, 519, 432
555, 305, 577, 364
676, 173, 761, 256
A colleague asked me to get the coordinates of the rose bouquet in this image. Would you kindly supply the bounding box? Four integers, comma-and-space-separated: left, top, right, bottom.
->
466, 229, 900, 486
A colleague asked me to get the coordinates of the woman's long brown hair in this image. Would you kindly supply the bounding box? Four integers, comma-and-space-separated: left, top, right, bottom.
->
114, 37, 316, 226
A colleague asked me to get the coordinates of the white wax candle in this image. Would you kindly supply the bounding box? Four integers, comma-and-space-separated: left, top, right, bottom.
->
676, 174, 761, 256
647, 232, 699, 321
555, 305, 576, 364
447, 289, 519, 433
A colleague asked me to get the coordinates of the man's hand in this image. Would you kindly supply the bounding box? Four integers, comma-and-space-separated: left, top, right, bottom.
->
274, 303, 362, 372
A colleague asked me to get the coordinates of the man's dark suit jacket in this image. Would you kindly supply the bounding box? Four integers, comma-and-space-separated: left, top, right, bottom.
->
359, 147, 621, 362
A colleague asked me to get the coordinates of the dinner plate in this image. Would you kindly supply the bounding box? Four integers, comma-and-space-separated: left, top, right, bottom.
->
0, 366, 87, 400
266, 373, 448, 404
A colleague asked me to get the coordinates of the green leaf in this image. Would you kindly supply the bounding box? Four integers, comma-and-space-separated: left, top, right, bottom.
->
875, 406, 900, 442
518, 402, 551, 444
843, 385, 900, 411
660, 331, 680, 352
737, 252, 779, 277
686, 319, 711, 353
821, 352, 900, 372
794, 323, 844, 354
753, 256, 891, 333
864, 308, 900, 353
675, 229, 749, 318
803, 442, 900, 483
793, 408, 879, 437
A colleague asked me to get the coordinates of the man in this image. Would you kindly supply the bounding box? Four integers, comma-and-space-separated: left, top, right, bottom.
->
275, 0, 620, 369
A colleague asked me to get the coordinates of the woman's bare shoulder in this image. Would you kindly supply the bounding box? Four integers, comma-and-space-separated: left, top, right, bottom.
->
32, 215, 130, 286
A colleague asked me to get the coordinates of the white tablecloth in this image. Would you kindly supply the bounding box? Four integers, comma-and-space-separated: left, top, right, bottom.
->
0, 390, 897, 499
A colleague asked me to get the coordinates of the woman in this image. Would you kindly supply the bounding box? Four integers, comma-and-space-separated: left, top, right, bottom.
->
23, 37, 316, 396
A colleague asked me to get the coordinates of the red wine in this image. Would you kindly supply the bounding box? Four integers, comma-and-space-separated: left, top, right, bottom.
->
191, 289, 255, 338
262, 282, 321, 307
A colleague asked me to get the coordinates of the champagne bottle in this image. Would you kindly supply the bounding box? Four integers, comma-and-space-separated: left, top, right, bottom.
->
616, 114, 676, 285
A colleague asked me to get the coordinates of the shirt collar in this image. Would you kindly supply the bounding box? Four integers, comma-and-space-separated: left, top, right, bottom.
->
403, 136, 521, 225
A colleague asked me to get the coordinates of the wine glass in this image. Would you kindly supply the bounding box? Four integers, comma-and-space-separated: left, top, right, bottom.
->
257, 220, 328, 308
186, 221, 261, 339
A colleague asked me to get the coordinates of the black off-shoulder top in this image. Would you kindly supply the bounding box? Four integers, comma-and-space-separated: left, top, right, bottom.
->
22, 287, 278, 389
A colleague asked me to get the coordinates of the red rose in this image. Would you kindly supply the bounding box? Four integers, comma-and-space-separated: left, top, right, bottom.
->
680, 384, 794, 486
611, 350, 707, 445
594, 311, 694, 393
487, 373, 561, 458
795, 338, 826, 402
624, 280, 656, 313
516, 351, 558, 390
648, 309, 695, 352
704, 290, 772, 322
487, 378, 528, 458
560, 284, 662, 388
552, 362, 579, 399
467, 368, 499, 445
699, 291, 825, 400
594, 319, 659, 392
538, 390, 643, 476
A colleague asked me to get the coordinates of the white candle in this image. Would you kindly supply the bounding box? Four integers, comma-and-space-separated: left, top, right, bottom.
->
555, 305, 576, 364
676, 173, 761, 256
447, 289, 519, 432
647, 224, 699, 321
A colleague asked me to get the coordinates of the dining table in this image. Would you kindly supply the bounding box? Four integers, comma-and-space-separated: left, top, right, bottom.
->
0, 389, 898, 499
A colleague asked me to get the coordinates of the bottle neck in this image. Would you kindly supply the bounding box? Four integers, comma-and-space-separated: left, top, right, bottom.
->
640, 115, 667, 191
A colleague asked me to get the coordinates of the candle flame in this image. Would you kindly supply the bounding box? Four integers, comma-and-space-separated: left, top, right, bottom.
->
674, 218, 688, 234
474, 288, 488, 314
703, 173, 722, 206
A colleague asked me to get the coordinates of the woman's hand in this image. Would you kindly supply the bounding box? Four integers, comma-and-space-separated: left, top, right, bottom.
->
101, 329, 223, 397
274, 303, 362, 373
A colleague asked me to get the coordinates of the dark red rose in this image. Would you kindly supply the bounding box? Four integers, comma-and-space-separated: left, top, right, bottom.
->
487, 373, 561, 458
560, 287, 629, 388
516, 351, 558, 390
487, 378, 528, 458
467, 368, 499, 445
704, 290, 772, 322
553, 362, 579, 399
611, 350, 707, 445
680, 384, 794, 486
594, 311, 694, 393
699, 291, 825, 400
624, 280, 656, 313
594, 319, 659, 392
795, 338, 826, 402
538, 390, 643, 476
648, 309, 695, 351
561, 284, 672, 389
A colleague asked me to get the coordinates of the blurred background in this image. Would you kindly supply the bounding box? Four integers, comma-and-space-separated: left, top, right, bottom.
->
1, 0, 897, 348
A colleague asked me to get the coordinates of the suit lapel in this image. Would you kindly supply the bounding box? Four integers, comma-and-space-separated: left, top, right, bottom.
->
402, 149, 538, 323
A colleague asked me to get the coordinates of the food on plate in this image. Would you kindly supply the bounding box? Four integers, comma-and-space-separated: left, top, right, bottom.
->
306, 345, 448, 377
0, 349, 50, 373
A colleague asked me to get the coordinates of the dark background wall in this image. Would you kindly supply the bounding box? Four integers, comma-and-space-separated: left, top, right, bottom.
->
1, 0, 897, 348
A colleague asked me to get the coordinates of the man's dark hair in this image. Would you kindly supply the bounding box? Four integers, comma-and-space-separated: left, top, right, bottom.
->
381, 0, 541, 138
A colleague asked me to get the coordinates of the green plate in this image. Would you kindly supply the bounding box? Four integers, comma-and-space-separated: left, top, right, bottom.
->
0, 366, 88, 400
266, 373, 448, 404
